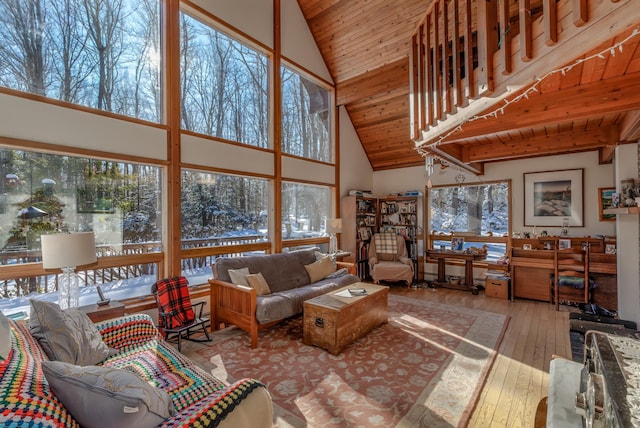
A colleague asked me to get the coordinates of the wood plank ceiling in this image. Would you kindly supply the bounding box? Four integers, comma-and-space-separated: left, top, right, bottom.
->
297, 0, 640, 173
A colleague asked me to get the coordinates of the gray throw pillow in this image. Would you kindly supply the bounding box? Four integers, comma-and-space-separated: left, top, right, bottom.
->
42, 361, 175, 428
29, 299, 115, 365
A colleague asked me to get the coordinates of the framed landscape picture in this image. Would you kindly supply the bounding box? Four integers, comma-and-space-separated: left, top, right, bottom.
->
598, 187, 616, 221
524, 168, 583, 227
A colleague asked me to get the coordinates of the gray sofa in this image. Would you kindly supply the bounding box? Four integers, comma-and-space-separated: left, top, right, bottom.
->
209, 249, 359, 348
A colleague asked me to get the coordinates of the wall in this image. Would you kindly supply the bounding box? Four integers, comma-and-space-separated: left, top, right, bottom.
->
615, 143, 640, 326
373, 151, 616, 237
339, 106, 373, 195
372, 150, 618, 281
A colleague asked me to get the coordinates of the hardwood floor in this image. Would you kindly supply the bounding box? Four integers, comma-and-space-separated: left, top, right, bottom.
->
392, 286, 573, 428
182, 285, 574, 427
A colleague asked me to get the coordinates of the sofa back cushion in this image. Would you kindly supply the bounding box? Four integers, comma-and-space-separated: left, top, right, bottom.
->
214, 250, 316, 292
0, 319, 80, 427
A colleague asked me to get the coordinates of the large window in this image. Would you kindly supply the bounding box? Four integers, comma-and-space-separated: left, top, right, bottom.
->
281, 66, 331, 162
428, 180, 510, 260
0, 149, 162, 254
180, 12, 269, 148
0, 0, 161, 122
0, 148, 162, 301
281, 182, 330, 240
181, 170, 269, 246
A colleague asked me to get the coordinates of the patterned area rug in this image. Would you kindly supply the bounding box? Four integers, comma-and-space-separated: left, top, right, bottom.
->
197, 295, 509, 427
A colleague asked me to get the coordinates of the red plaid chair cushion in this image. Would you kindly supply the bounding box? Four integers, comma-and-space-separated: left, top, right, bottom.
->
154, 276, 195, 329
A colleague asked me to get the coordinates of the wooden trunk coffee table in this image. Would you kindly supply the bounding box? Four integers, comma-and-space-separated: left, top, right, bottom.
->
303, 282, 388, 355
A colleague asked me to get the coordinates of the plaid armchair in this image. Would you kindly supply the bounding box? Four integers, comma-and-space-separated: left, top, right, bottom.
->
368, 233, 414, 287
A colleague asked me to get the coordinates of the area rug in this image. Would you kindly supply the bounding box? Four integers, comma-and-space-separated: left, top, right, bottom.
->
196, 295, 509, 427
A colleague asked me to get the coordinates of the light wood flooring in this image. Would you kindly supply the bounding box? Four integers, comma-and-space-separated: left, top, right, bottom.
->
182, 286, 574, 428
392, 286, 573, 428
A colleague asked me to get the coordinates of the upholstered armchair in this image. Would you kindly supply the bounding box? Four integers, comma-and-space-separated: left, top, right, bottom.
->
368, 233, 414, 286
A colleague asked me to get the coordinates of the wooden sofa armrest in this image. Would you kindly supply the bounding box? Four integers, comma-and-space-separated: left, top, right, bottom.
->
208, 278, 259, 348
337, 261, 356, 275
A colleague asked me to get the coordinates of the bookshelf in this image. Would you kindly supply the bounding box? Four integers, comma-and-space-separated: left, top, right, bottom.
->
378, 196, 421, 281
341, 196, 378, 279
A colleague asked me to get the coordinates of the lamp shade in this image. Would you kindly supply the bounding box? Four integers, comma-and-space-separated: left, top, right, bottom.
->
327, 218, 342, 234
41, 232, 97, 269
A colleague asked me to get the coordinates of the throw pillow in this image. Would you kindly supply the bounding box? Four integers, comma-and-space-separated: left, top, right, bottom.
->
29, 299, 116, 366
245, 272, 272, 296
228, 267, 250, 287
314, 250, 337, 270
304, 256, 336, 283
42, 360, 175, 428
0, 311, 10, 360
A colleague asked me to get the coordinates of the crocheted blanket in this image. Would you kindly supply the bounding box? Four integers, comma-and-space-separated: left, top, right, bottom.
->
1, 313, 265, 427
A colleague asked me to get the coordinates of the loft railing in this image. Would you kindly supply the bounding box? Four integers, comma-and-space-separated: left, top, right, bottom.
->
410, 0, 637, 150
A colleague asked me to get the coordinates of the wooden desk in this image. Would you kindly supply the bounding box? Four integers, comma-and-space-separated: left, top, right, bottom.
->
77, 301, 126, 323
510, 248, 617, 308
425, 250, 486, 295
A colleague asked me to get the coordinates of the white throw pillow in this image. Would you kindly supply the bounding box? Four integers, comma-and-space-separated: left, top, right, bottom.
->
228, 267, 250, 286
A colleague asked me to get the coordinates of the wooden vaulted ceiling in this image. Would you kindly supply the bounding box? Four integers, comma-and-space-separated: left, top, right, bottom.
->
297, 0, 640, 172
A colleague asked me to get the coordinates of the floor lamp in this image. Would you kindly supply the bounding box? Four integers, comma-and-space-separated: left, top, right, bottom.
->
327, 218, 342, 255
41, 232, 97, 310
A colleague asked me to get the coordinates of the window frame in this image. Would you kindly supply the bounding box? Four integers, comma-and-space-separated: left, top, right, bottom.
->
426, 179, 512, 262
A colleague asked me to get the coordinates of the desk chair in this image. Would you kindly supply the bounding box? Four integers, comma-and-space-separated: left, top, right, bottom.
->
550, 245, 594, 311
152, 276, 211, 351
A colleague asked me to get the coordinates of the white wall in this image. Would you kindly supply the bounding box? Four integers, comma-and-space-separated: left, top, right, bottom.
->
281, 0, 332, 82
188, 0, 274, 48
372, 150, 618, 282
373, 151, 616, 237
339, 106, 373, 195
615, 143, 640, 326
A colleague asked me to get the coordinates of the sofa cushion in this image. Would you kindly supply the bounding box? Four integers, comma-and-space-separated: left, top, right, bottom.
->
246, 272, 271, 295
214, 250, 317, 292
29, 299, 115, 366
304, 256, 335, 283
42, 360, 175, 428
254, 273, 359, 324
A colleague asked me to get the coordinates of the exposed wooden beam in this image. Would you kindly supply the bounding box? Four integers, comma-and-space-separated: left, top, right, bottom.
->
463, 125, 621, 162
620, 110, 640, 141
442, 72, 640, 142
423, 144, 484, 175
599, 146, 616, 164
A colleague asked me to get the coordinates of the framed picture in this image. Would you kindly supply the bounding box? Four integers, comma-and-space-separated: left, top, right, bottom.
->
558, 239, 571, 250
524, 168, 583, 227
451, 237, 464, 251
605, 244, 616, 255
598, 187, 616, 221
522, 244, 532, 250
